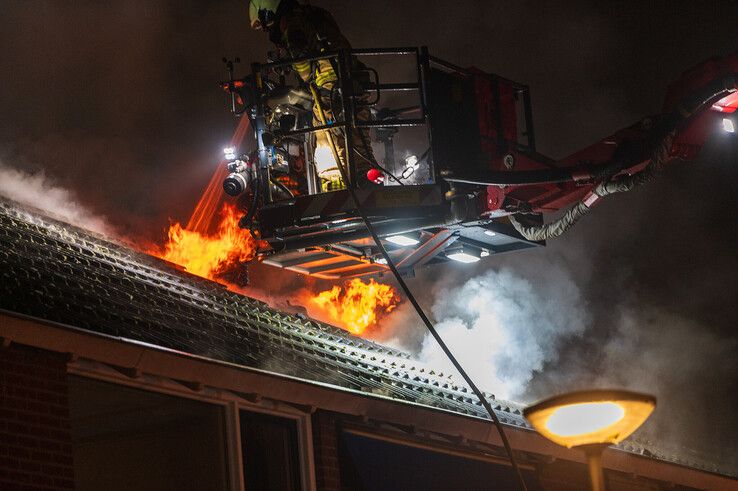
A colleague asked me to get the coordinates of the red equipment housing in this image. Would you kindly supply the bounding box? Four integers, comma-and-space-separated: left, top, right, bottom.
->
223, 48, 737, 279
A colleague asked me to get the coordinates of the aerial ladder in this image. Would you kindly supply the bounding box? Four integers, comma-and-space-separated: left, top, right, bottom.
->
219, 48, 738, 279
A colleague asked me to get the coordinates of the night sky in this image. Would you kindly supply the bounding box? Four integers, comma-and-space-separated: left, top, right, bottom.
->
2, 0, 737, 473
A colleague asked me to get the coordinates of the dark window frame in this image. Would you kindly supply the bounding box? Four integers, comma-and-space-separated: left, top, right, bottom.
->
66, 365, 316, 491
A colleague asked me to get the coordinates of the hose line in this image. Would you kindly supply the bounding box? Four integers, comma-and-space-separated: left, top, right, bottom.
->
510, 131, 675, 242
310, 84, 529, 491
509, 72, 737, 242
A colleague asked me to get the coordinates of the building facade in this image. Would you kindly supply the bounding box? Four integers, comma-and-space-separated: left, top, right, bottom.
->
1, 199, 736, 490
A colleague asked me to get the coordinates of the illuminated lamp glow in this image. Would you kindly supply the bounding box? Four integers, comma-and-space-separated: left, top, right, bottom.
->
723, 118, 736, 133
545, 402, 625, 436
314, 143, 339, 174
524, 389, 656, 448
447, 251, 480, 263
712, 104, 736, 113
711, 91, 738, 113
447, 244, 488, 263
385, 235, 419, 247
223, 146, 237, 160
525, 390, 655, 491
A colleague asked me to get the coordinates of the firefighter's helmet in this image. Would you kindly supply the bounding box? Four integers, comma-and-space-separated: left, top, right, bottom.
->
249, 0, 282, 30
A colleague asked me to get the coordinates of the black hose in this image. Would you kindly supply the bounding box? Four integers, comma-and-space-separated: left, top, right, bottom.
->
270, 178, 295, 198
239, 182, 260, 230
344, 181, 530, 491
311, 86, 529, 491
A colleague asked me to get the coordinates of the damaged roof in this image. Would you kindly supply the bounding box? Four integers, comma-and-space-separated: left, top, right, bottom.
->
0, 198, 726, 475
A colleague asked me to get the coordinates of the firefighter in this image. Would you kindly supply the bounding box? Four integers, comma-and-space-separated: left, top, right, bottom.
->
248, 0, 377, 191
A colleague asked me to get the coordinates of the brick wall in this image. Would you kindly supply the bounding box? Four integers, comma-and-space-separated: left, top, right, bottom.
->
0, 343, 75, 491
535, 460, 590, 491
311, 409, 341, 490
535, 459, 692, 491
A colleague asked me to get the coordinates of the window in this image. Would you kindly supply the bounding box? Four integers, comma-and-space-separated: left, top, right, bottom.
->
68, 376, 230, 491
339, 431, 542, 491
240, 410, 302, 491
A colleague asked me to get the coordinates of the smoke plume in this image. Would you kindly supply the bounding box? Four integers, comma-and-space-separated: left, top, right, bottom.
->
2, 0, 736, 475
373, 141, 738, 472
415, 267, 589, 399
0, 162, 119, 237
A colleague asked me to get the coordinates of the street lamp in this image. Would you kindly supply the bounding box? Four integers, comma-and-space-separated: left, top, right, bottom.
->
524, 389, 656, 491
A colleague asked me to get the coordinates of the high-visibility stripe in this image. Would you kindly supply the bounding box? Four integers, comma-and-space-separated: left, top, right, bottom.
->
293, 61, 311, 84
294, 61, 312, 81
315, 76, 334, 87
315, 72, 336, 87
292, 59, 338, 87
314, 59, 336, 88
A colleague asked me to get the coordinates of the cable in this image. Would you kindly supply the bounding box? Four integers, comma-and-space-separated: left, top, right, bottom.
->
309, 84, 529, 491
270, 177, 295, 198
240, 182, 260, 230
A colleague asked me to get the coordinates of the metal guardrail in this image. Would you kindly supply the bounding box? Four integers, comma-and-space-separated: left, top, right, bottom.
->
251, 47, 432, 192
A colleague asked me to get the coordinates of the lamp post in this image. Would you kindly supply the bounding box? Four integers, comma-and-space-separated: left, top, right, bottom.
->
524, 389, 656, 491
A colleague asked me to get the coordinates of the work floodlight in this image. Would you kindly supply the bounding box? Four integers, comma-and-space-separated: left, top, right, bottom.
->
446, 244, 489, 264
223, 147, 237, 160
385, 234, 419, 247
524, 389, 656, 491
723, 118, 735, 133
447, 251, 480, 263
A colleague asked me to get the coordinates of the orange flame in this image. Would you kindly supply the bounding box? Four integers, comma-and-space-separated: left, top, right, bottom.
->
147, 116, 402, 334
151, 203, 255, 280
308, 278, 401, 334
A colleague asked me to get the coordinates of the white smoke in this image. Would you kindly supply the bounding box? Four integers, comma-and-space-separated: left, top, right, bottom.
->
372, 229, 738, 472
594, 307, 738, 466
0, 162, 118, 237
387, 266, 590, 400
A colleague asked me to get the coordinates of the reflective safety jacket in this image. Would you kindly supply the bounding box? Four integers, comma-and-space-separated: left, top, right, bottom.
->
269, 3, 351, 88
